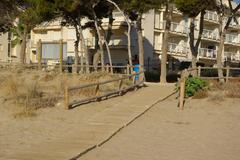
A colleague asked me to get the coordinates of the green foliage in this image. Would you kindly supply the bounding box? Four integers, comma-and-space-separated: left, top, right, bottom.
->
185, 76, 208, 97
10, 22, 24, 47
176, 76, 208, 98
0, 0, 22, 32
119, 0, 164, 21
174, 0, 216, 17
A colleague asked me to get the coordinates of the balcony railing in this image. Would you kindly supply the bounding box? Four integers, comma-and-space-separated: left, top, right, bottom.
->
86, 36, 129, 49
154, 42, 188, 56
198, 48, 217, 59
170, 22, 188, 34
108, 36, 128, 48
155, 21, 187, 35
202, 29, 219, 40
204, 11, 218, 22
225, 34, 239, 44
224, 52, 240, 61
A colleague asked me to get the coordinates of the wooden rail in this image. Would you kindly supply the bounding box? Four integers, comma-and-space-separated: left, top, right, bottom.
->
64, 71, 144, 110
178, 67, 240, 110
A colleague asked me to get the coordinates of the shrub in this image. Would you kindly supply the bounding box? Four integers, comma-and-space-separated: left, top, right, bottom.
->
185, 77, 208, 97
176, 76, 208, 98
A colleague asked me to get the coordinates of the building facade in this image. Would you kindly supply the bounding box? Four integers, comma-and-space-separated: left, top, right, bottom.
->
1, 1, 240, 71
0, 32, 21, 62
143, 2, 240, 72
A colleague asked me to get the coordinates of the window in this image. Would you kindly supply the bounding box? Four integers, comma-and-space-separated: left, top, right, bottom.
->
42, 43, 67, 60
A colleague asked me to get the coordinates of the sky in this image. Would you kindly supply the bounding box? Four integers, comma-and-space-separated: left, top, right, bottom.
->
234, 0, 240, 4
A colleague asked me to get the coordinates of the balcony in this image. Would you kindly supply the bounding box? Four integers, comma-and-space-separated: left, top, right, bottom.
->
198, 48, 217, 59
225, 34, 239, 44
155, 21, 187, 35
108, 36, 128, 49
228, 18, 240, 29
86, 36, 129, 49
224, 52, 240, 62
154, 42, 188, 56
170, 22, 188, 35
204, 11, 218, 23
202, 29, 219, 41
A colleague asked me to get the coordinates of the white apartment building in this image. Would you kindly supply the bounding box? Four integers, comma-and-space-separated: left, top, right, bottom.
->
29, 13, 138, 66
0, 32, 21, 62
1, 0, 240, 71
144, 2, 240, 71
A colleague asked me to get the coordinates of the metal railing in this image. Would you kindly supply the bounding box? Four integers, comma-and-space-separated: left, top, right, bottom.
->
204, 11, 218, 22
198, 48, 217, 59
224, 52, 240, 61
154, 42, 188, 56
202, 29, 219, 40
225, 34, 239, 44
155, 21, 187, 35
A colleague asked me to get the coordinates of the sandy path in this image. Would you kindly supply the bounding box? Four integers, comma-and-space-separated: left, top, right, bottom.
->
0, 83, 175, 160
81, 97, 240, 160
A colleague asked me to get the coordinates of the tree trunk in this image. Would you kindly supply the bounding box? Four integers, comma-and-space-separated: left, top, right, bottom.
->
19, 26, 28, 64
103, 39, 113, 73
189, 18, 196, 69
79, 26, 90, 73
93, 32, 101, 71
100, 15, 114, 74
188, 11, 205, 76
92, 9, 104, 71
160, 2, 173, 84
73, 26, 80, 73
105, 0, 133, 72
137, 15, 144, 81
217, 31, 225, 83
106, 12, 114, 43
217, 14, 225, 83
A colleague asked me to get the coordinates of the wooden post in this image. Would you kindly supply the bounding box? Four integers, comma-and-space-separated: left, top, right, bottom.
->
179, 70, 187, 110
126, 64, 130, 75
133, 75, 136, 84
65, 86, 69, 110
198, 66, 201, 77
37, 39, 42, 70
118, 79, 123, 90
106, 64, 110, 73
110, 65, 113, 74
118, 79, 123, 95
95, 84, 100, 96
226, 66, 230, 83
59, 39, 63, 73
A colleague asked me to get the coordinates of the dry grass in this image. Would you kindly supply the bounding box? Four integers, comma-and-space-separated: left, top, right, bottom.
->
14, 106, 37, 119
0, 68, 130, 118
208, 93, 225, 102
224, 83, 240, 98
207, 80, 240, 103
192, 90, 208, 99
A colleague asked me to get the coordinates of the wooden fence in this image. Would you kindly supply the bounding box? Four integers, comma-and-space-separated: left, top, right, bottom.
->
178, 67, 240, 110
0, 62, 137, 75
64, 71, 145, 110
